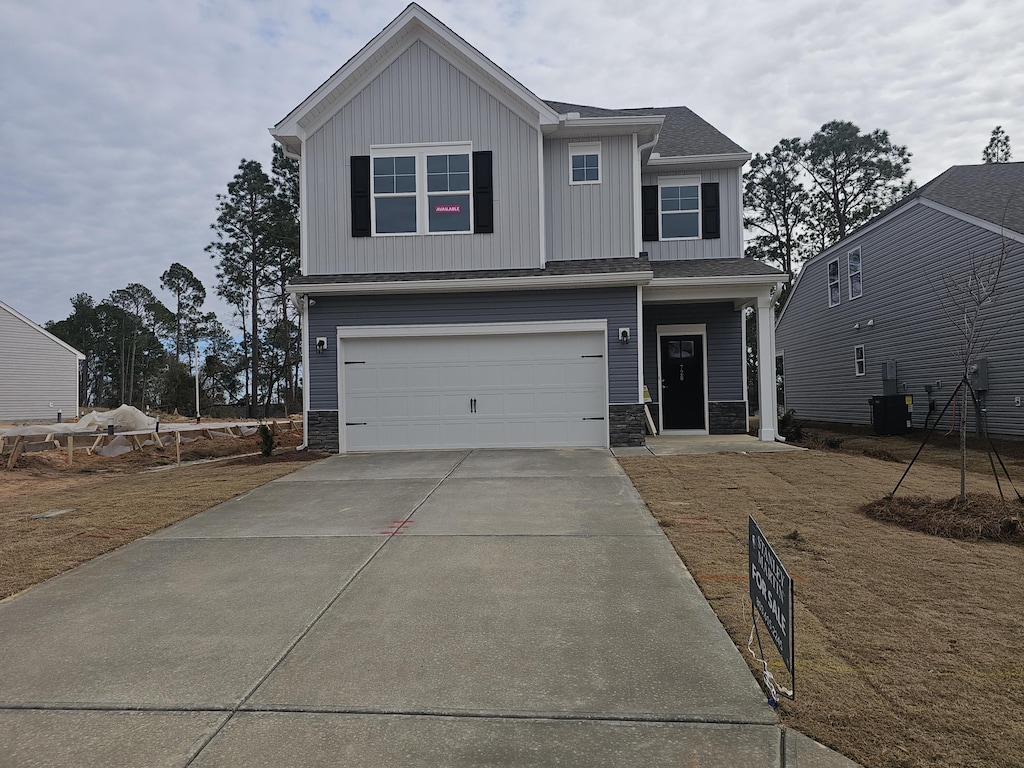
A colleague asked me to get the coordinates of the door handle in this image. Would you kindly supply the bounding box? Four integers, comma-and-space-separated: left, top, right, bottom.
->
470, 398, 477, 413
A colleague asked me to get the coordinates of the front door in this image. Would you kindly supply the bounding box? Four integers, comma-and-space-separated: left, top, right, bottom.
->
660, 335, 706, 430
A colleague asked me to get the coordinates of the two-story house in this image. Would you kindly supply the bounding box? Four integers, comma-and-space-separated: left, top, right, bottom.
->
272, 3, 787, 453
776, 162, 1024, 436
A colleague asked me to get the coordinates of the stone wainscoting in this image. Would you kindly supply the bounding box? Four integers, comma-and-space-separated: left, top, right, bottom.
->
306, 410, 339, 451
709, 401, 747, 434
609, 404, 646, 447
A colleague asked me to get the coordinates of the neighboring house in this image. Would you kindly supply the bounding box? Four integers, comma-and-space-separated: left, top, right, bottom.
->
272, 3, 787, 453
0, 299, 85, 422
776, 162, 1024, 436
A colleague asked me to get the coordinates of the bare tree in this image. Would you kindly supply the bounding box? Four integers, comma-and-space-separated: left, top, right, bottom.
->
937, 191, 1019, 499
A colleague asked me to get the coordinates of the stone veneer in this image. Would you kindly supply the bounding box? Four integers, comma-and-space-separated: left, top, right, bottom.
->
306, 410, 339, 451
609, 404, 646, 447
709, 401, 747, 434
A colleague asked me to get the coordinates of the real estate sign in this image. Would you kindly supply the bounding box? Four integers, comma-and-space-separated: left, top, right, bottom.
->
748, 516, 794, 674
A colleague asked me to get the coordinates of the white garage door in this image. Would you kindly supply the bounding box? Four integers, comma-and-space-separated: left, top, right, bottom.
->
339, 327, 608, 451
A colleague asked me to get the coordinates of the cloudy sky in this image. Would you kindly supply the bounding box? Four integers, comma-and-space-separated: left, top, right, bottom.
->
2, 0, 1021, 327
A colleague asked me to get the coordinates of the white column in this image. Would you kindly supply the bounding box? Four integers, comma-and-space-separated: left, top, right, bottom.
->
756, 294, 778, 442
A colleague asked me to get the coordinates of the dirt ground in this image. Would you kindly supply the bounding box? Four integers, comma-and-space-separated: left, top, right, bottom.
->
0, 428, 325, 601
620, 443, 1024, 768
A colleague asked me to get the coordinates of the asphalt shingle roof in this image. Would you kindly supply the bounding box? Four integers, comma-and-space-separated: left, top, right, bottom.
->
544, 100, 748, 158
290, 257, 653, 285
650, 258, 785, 279
911, 162, 1024, 235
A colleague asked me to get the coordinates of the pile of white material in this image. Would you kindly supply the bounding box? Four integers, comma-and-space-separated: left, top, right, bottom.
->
1, 405, 157, 437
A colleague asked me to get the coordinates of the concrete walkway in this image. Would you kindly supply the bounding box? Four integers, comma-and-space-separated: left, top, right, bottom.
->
0, 448, 854, 767
614, 433, 805, 456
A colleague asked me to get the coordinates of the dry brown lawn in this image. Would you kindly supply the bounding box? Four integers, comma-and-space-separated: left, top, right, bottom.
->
0, 430, 325, 600
620, 447, 1024, 768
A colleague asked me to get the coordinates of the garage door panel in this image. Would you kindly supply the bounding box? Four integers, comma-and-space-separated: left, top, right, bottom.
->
341, 330, 608, 451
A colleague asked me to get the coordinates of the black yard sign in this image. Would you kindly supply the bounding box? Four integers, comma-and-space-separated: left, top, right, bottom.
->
748, 516, 795, 676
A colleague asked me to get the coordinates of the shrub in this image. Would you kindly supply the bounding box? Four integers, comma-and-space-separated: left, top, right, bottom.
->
778, 408, 804, 441
258, 424, 277, 457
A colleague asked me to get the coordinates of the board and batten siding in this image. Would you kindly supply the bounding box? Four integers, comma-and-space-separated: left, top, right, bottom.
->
777, 204, 1024, 435
0, 304, 81, 421
304, 40, 541, 276
642, 303, 745, 403
543, 136, 636, 260
306, 287, 640, 410
641, 167, 743, 260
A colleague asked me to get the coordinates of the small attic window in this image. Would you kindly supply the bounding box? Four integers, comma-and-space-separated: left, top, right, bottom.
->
569, 142, 601, 185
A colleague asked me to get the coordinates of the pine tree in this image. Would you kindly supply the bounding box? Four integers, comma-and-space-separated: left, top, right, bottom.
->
982, 126, 1012, 163
206, 159, 276, 417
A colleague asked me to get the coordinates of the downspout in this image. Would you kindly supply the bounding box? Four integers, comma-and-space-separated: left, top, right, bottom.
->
771, 280, 787, 442
291, 291, 310, 451
634, 133, 660, 255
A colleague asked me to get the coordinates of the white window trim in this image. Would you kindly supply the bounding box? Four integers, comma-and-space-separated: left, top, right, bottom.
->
370, 141, 473, 237
568, 142, 601, 185
827, 257, 841, 307
854, 345, 865, 376
658, 175, 702, 241
848, 247, 863, 300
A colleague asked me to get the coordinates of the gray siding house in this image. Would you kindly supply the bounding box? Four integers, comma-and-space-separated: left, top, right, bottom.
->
0, 299, 84, 422
273, 3, 787, 452
776, 162, 1024, 436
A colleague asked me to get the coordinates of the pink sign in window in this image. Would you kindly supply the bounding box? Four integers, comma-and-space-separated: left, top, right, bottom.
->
434, 204, 461, 214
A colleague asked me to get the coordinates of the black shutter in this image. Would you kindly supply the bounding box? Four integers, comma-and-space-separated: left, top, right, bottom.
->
641, 185, 659, 242
351, 155, 371, 238
472, 151, 494, 234
701, 182, 720, 240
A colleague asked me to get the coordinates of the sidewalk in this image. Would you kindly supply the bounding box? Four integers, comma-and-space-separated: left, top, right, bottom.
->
0, 448, 855, 766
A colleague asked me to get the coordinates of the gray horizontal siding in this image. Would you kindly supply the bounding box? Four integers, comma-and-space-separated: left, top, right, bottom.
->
641, 167, 743, 260
544, 136, 635, 260
307, 287, 640, 410
777, 204, 1024, 435
642, 303, 745, 403
305, 40, 541, 275
0, 307, 80, 421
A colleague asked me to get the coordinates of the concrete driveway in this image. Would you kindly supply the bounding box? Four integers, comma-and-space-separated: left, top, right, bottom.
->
0, 448, 852, 767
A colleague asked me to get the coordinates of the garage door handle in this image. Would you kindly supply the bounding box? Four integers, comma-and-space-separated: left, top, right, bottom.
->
345, 422, 367, 426
470, 398, 477, 413
582, 417, 606, 421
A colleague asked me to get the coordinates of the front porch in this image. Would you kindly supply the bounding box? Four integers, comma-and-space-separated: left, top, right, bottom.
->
640, 259, 788, 443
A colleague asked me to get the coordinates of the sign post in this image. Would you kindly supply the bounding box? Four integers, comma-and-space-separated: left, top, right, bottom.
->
748, 515, 795, 698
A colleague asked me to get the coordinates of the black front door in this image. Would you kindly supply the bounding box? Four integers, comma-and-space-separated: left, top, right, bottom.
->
660, 335, 706, 430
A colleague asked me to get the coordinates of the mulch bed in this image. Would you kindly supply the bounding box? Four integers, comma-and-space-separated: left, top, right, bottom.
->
862, 493, 1024, 544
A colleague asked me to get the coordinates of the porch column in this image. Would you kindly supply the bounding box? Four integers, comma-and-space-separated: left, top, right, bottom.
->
756, 294, 778, 442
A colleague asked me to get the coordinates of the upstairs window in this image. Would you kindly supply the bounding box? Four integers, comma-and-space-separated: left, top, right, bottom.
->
659, 177, 701, 239
426, 153, 471, 233
372, 156, 417, 233
828, 258, 841, 307
848, 247, 863, 299
569, 142, 601, 184
370, 143, 472, 235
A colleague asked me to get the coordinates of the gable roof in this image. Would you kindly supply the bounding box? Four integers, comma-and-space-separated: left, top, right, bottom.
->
776, 162, 1024, 327
272, 3, 559, 155
0, 299, 85, 360
544, 101, 748, 158
909, 162, 1024, 235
